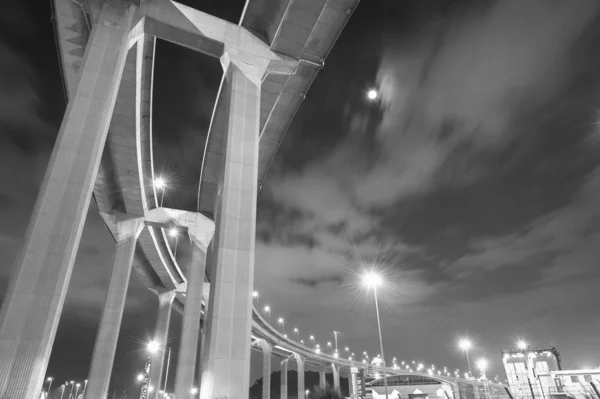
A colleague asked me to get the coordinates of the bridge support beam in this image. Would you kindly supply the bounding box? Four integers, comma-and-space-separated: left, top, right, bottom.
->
85, 216, 144, 399
319, 369, 326, 390
360, 369, 367, 399
149, 290, 176, 398
199, 59, 261, 399
294, 354, 305, 399
281, 359, 289, 399
350, 368, 359, 399
0, 2, 136, 397
262, 343, 272, 399
331, 363, 341, 395
174, 217, 213, 399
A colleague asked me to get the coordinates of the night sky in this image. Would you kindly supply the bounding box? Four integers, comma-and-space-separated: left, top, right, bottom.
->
2, 0, 600, 396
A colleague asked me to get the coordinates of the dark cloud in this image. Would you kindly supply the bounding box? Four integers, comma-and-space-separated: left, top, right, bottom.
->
290, 274, 345, 289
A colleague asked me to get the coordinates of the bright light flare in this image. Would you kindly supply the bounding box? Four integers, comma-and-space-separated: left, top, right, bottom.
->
517, 340, 528, 350
459, 338, 472, 351
264, 305, 270, 312
367, 89, 378, 100
252, 291, 259, 298
362, 271, 382, 289
136, 374, 144, 382
191, 387, 199, 395
147, 340, 160, 354
278, 317, 284, 324
154, 177, 166, 189
476, 358, 488, 372
168, 227, 178, 237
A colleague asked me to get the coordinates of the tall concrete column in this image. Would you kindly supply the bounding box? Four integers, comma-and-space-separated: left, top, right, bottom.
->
295, 355, 305, 399
85, 216, 144, 399
262, 343, 272, 399
331, 364, 341, 395
199, 59, 261, 399
319, 369, 326, 390
360, 369, 367, 399
0, 2, 135, 397
149, 291, 176, 398
280, 359, 288, 399
350, 368, 359, 399
173, 239, 208, 398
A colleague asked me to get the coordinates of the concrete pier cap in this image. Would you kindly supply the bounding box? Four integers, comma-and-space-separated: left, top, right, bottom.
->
145, 207, 215, 250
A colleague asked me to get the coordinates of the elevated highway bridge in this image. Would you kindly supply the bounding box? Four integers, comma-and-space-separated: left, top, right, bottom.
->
0, 1, 507, 399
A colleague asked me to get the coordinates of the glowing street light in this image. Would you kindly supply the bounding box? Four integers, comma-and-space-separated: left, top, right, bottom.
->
458, 338, 473, 377
333, 331, 340, 352
367, 89, 378, 100
310, 335, 315, 343
517, 340, 528, 350
362, 270, 388, 399
476, 358, 488, 379
264, 305, 271, 323
253, 291, 259, 307
147, 340, 172, 399
46, 377, 54, 395
300, 340, 304, 345
191, 387, 199, 395
294, 327, 299, 341
74, 383, 81, 399
137, 374, 144, 382
278, 317, 285, 334
154, 177, 166, 206
147, 340, 160, 354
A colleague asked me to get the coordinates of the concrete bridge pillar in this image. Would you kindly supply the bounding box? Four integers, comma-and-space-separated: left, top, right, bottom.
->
262, 342, 272, 399
149, 290, 176, 398
199, 57, 262, 399
281, 359, 289, 399
173, 216, 213, 399
331, 363, 341, 395
360, 369, 367, 399
319, 369, 327, 390
350, 367, 359, 399
85, 216, 144, 399
294, 354, 305, 399
0, 2, 136, 397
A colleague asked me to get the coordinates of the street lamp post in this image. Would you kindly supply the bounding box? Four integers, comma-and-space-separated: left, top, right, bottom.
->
82, 380, 88, 398
278, 317, 285, 334
294, 328, 299, 341
154, 177, 166, 207
362, 271, 388, 399
264, 306, 271, 323
333, 331, 340, 352
163, 347, 172, 398
47, 377, 54, 396
147, 340, 172, 399
459, 339, 473, 378
74, 383, 81, 399
60, 384, 66, 399
253, 291, 259, 307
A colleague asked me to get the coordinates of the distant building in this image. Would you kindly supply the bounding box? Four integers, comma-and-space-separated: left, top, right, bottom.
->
537, 369, 600, 399
501, 347, 561, 399
363, 373, 508, 399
